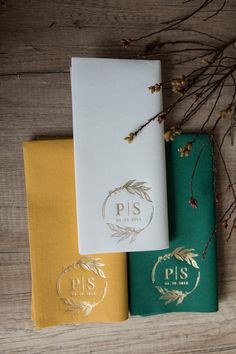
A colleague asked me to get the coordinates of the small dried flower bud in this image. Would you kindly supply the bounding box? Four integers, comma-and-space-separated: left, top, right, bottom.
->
157, 112, 166, 123
222, 220, 228, 229
189, 196, 198, 208
124, 132, 135, 144
187, 142, 192, 151
164, 126, 182, 142
178, 141, 193, 157
171, 77, 188, 95
164, 130, 173, 142
122, 38, 131, 48
149, 85, 156, 94
171, 79, 179, 86
218, 110, 227, 118
218, 105, 232, 119
202, 58, 210, 65
175, 127, 182, 136
149, 83, 161, 93
178, 147, 190, 157
195, 92, 202, 99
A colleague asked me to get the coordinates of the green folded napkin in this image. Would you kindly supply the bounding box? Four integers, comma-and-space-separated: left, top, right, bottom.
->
128, 134, 218, 315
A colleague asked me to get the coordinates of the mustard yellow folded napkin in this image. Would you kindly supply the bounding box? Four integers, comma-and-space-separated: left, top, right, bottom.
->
23, 139, 128, 328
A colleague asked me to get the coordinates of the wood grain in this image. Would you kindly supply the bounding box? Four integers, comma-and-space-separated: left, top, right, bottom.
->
0, 0, 236, 353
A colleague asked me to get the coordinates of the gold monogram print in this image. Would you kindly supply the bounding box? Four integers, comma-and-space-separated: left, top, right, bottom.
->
151, 247, 200, 305
56, 257, 108, 316
102, 180, 154, 243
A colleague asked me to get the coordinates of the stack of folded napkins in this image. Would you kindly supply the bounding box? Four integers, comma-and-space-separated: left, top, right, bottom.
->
23, 58, 218, 329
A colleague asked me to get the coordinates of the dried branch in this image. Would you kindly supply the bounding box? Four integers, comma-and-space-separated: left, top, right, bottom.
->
122, 0, 235, 253
122, 0, 227, 47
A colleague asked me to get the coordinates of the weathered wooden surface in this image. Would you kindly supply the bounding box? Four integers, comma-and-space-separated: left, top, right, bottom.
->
0, 1, 236, 353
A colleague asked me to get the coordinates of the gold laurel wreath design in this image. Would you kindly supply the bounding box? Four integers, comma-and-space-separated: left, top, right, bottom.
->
151, 247, 200, 305
102, 179, 154, 243
56, 257, 108, 316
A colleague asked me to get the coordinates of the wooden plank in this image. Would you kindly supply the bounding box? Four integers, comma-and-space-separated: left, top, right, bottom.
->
0, 0, 236, 74
0, 293, 236, 354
